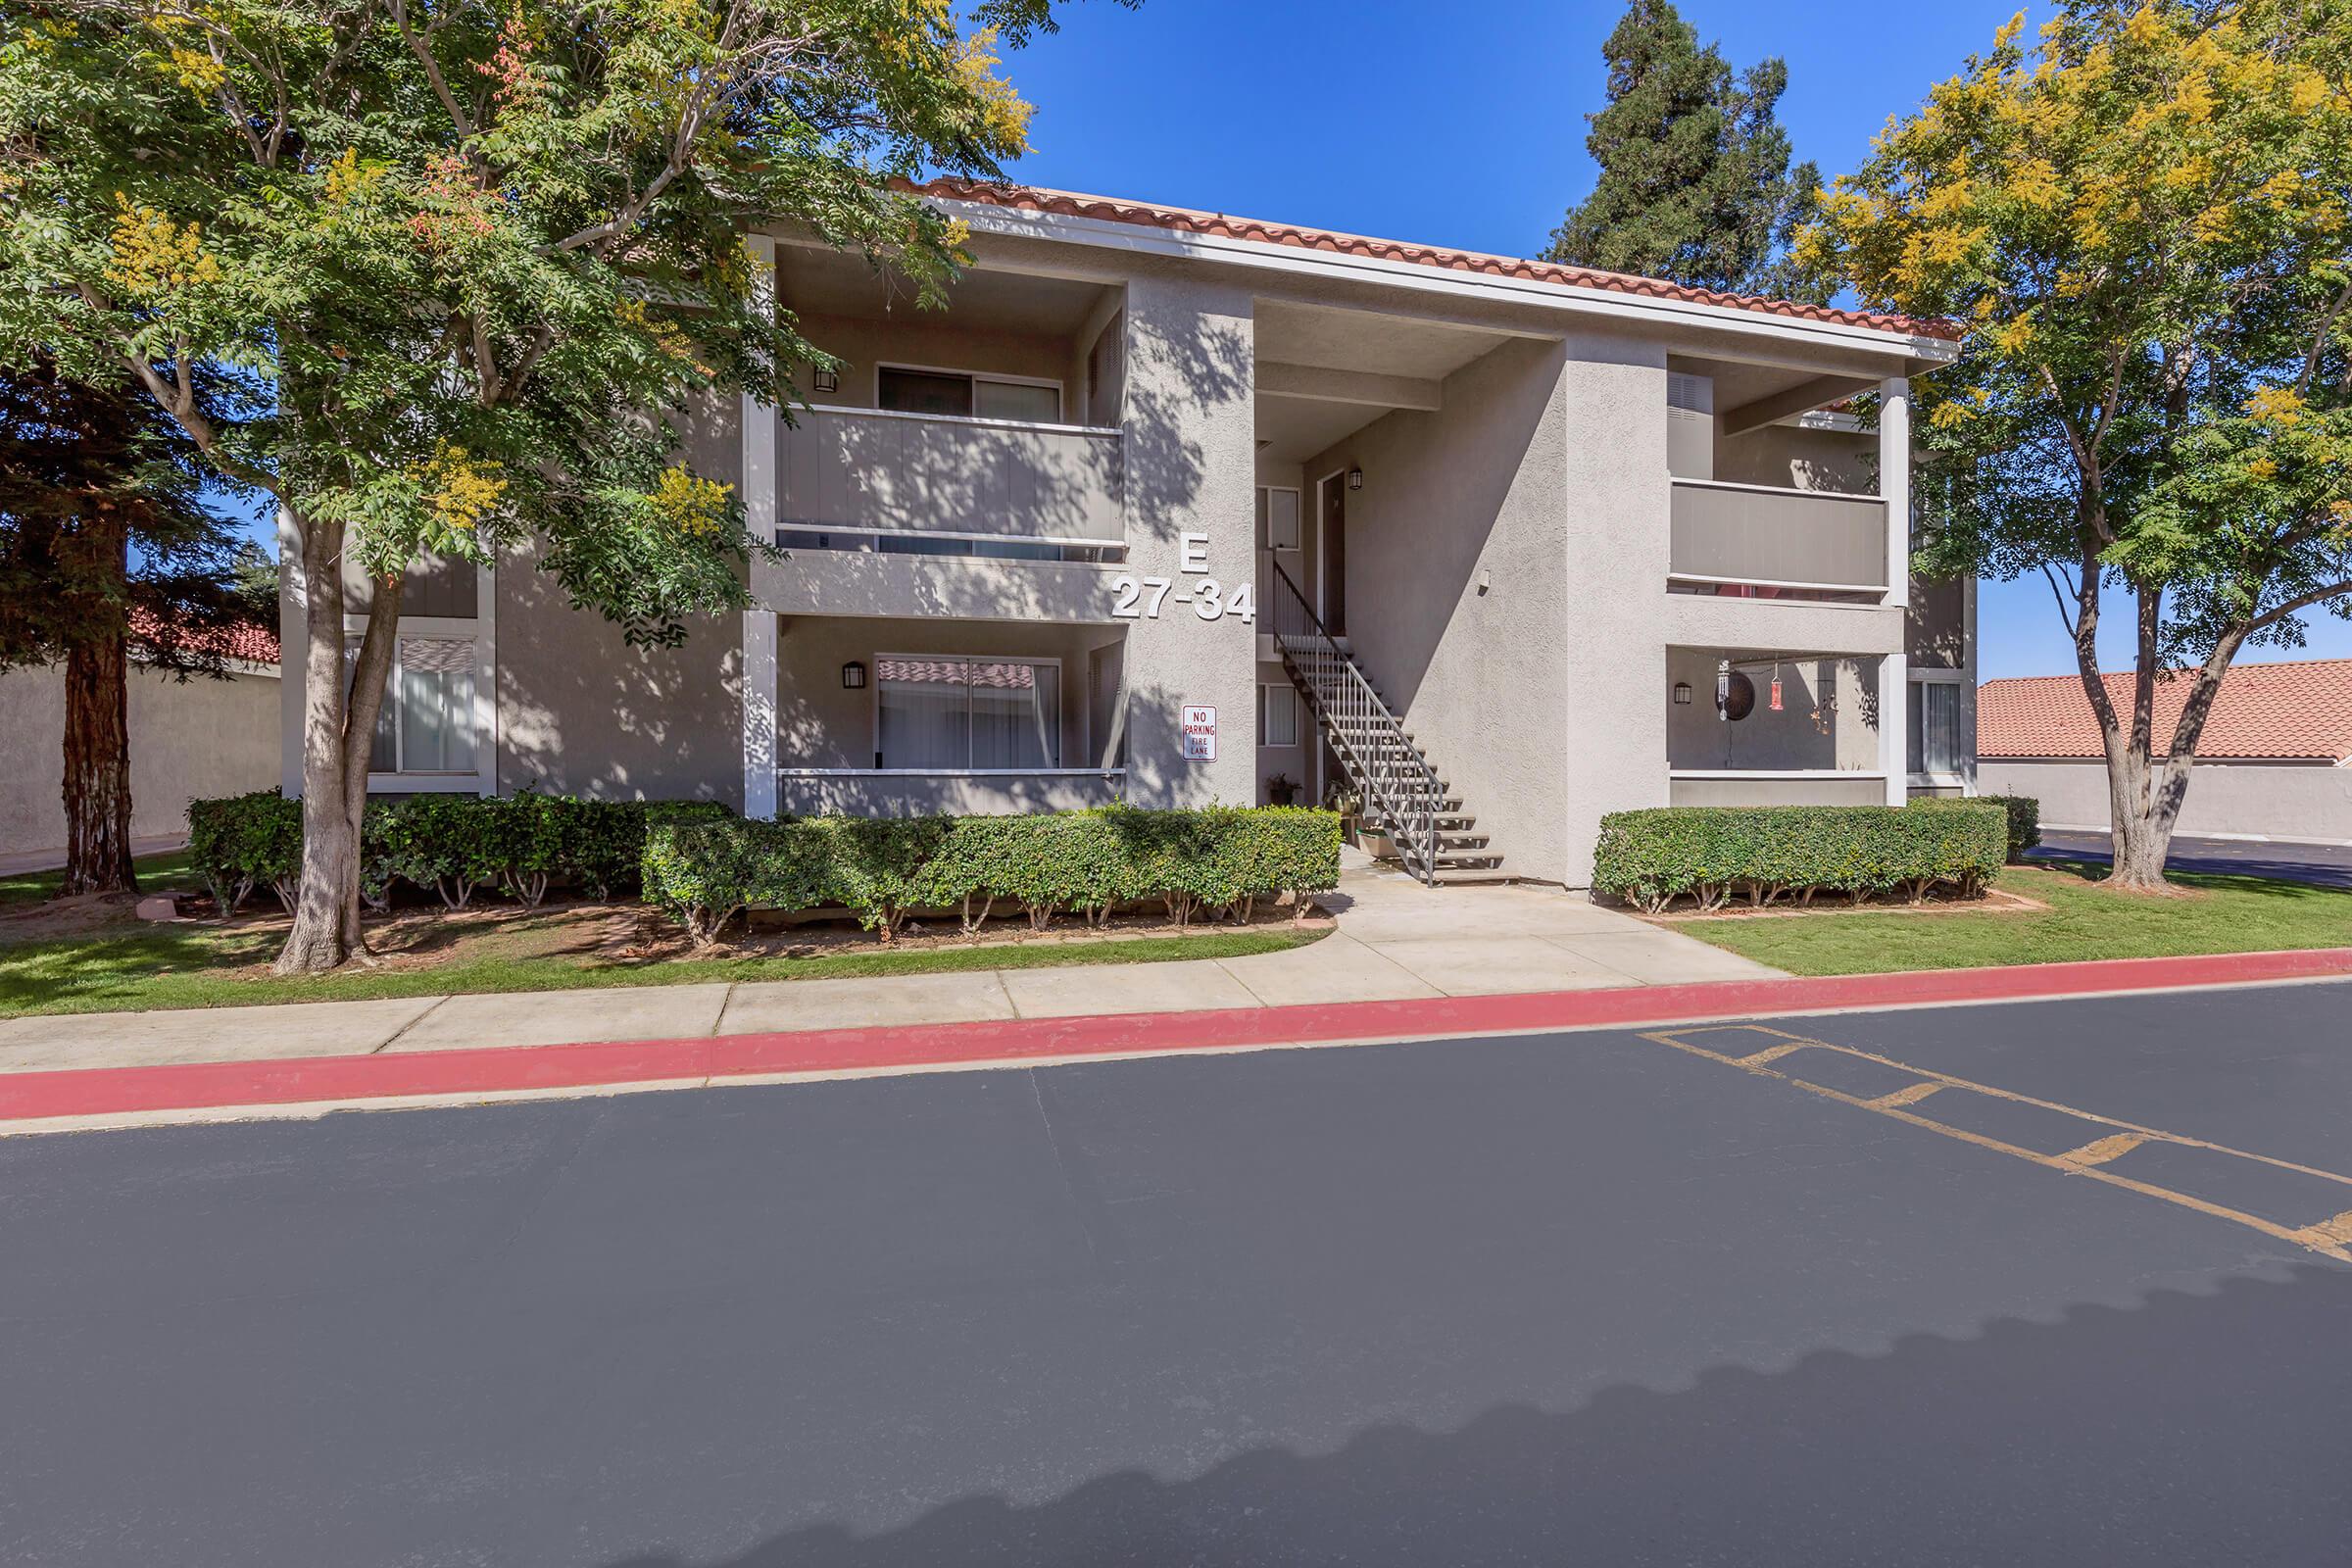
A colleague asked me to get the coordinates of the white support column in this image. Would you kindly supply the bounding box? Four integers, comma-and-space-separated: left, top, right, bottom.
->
1881, 375, 1911, 609
740, 232, 780, 820
1880, 651, 1909, 805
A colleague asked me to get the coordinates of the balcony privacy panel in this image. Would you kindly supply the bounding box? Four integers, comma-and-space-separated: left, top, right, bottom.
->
1670, 480, 1886, 589
780, 410, 1123, 542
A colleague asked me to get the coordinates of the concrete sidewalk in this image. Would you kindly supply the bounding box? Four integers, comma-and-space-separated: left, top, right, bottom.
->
0, 851, 1777, 1076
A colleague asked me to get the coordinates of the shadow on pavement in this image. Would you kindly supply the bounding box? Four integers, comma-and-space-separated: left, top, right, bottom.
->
604, 1261, 2352, 1568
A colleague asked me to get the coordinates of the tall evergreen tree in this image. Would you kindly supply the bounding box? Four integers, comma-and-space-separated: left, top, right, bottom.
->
1547, 0, 1824, 299
0, 362, 250, 895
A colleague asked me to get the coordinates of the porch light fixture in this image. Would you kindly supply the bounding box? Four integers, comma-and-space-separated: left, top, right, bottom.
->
1348, 467, 1364, 491
1672, 682, 1692, 705
841, 660, 867, 690
813, 367, 840, 394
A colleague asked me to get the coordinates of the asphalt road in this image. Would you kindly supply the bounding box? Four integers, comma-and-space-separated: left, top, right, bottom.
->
2031, 829, 2352, 888
6, 982, 2352, 1566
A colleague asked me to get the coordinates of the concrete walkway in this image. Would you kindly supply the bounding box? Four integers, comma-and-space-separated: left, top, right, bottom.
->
0, 851, 1776, 1076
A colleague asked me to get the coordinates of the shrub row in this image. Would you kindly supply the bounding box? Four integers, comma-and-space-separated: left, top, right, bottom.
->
1591, 801, 2009, 913
641, 807, 1345, 948
187, 791, 731, 913
1981, 793, 2041, 860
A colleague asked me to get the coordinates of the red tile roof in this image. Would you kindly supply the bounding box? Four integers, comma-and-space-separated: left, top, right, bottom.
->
1979, 661, 2352, 762
128, 608, 280, 667
908, 178, 1965, 343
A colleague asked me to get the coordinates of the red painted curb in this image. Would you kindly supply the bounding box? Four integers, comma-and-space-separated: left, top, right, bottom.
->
6, 947, 2350, 1126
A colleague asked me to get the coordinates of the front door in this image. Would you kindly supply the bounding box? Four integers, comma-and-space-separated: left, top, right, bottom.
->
1321, 475, 1348, 636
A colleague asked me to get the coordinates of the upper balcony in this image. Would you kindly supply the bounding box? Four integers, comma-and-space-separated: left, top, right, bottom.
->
756, 241, 1130, 618
1664, 359, 1897, 605
779, 405, 1123, 561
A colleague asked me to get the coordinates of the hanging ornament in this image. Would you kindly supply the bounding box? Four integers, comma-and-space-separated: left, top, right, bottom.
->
1770, 661, 1784, 712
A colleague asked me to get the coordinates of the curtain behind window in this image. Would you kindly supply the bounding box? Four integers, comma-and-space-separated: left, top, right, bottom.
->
878, 657, 1057, 769
1909, 681, 1962, 774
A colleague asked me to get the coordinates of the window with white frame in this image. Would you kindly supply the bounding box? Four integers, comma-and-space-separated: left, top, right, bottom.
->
1907, 676, 1965, 777
876, 656, 1062, 770
1257, 682, 1298, 748
358, 637, 479, 775
1257, 486, 1300, 551
877, 366, 1061, 423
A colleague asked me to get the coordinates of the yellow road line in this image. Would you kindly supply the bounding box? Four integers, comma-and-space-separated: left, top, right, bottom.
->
2062, 1134, 2146, 1168
1637, 1023, 2352, 1262
1867, 1082, 1946, 1109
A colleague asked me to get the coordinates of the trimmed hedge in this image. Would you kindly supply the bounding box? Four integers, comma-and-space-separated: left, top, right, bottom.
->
642, 807, 1345, 948
187, 791, 305, 914
1981, 793, 2042, 860
1592, 801, 2008, 913
187, 791, 731, 913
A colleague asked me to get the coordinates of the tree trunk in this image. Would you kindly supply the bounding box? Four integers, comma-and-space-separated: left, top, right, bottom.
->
273, 510, 402, 973
59, 632, 136, 896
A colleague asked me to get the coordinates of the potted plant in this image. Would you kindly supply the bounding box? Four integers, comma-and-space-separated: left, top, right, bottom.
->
1321, 780, 1364, 847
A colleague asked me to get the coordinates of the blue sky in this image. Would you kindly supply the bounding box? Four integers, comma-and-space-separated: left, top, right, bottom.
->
988, 0, 2352, 679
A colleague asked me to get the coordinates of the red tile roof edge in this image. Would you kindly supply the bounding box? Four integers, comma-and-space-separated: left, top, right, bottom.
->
906, 177, 1965, 344
1979, 661, 2352, 762
127, 607, 280, 667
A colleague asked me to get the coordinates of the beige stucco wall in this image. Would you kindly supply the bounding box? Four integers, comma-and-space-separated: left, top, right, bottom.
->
1113, 269, 1261, 808
1715, 422, 1876, 493
1664, 650, 1880, 772
788, 312, 1083, 416
495, 565, 744, 806
1979, 759, 2352, 844
1, 662, 279, 858
1305, 333, 1585, 882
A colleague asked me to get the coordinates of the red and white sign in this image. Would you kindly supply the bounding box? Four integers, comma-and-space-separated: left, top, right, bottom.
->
1180, 705, 1218, 761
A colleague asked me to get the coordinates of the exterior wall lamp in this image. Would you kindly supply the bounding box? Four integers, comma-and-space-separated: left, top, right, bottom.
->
841, 660, 867, 690
1672, 682, 1692, 705
813, 368, 840, 394
1348, 467, 1364, 491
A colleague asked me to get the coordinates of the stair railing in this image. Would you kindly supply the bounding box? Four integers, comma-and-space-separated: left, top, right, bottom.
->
1261, 551, 1441, 885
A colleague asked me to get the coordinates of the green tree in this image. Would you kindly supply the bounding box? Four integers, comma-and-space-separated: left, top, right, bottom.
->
0, 360, 251, 895
1, 0, 1110, 969
1547, 0, 1824, 299
1801, 1, 2352, 889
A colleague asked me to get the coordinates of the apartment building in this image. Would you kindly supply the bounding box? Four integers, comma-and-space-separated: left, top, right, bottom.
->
281, 179, 1974, 886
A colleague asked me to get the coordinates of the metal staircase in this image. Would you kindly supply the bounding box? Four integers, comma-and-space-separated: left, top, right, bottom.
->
1262, 555, 1510, 886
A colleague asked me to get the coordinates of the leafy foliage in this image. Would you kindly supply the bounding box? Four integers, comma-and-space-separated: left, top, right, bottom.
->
1799, 0, 2352, 880
1591, 803, 2010, 913
1, 0, 1121, 964
189, 789, 730, 911
642, 808, 1344, 949
1981, 793, 2043, 861
1546, 0, 1824, 298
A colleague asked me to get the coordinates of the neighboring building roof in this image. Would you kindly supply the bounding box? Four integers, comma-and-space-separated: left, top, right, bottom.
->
1979, 661, 2352, 762
128, 607, 280, 667
908, 177, 1965, 343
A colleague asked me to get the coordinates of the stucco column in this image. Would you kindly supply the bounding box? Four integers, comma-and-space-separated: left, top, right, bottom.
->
1880, 651, 1909, 805
740, 232, 780, 820
1115, 272, 1258, 807
1881, 375, 1911, 610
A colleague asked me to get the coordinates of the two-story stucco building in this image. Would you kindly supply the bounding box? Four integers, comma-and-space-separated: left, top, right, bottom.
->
279, 179, 1976, 886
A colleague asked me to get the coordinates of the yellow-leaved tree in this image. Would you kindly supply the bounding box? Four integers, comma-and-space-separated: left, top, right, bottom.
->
1802, 1, 2352, 888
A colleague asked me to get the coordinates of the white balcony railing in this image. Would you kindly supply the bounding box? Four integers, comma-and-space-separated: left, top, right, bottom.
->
778, 406, 1124, 556
777, 768, 1126, 817
1668, 477, 1887, 597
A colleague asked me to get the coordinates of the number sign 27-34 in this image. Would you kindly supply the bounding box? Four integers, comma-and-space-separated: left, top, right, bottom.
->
1110, 532, 1255, 623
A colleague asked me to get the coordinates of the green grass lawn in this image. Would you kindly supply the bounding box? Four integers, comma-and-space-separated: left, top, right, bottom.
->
0, 908, 1325, 1019
0, 848, 196, 906
1681, 860, 2352, 976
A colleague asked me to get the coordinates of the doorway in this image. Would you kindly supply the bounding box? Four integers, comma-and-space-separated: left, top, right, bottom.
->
1317, 471, 1348, 636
